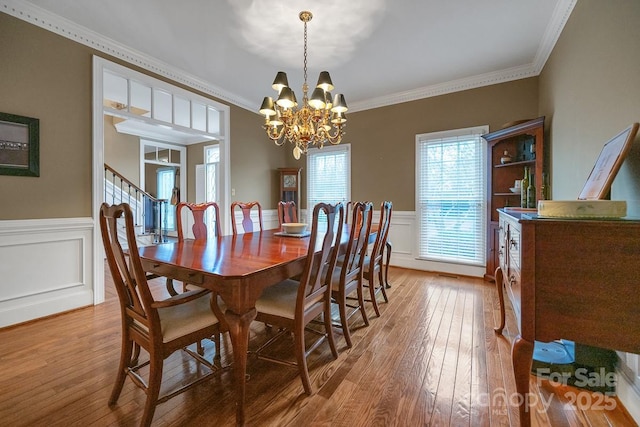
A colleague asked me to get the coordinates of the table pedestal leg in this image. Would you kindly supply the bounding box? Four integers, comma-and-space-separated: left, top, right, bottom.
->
225, 308, 256, 427
512, 335, 534, 427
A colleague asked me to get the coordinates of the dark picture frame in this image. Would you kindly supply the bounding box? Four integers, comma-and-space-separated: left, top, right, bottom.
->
0, 112, 40, 177
578, 123, 639, 200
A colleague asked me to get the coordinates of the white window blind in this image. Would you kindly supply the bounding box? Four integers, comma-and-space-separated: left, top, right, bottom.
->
416, 127, 487, 266
306, 144, 350, 224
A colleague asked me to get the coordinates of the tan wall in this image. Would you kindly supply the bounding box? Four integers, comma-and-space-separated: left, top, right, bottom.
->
4, 2, 639, 219
229, 105, 289, 208
104, 116, 140, 186
347, 78, 539, 210
0, 13, 92, 219
0, 12, 287, 220
539, 0, 640, 216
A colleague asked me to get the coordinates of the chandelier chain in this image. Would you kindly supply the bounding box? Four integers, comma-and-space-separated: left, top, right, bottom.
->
303, 20, 308, 87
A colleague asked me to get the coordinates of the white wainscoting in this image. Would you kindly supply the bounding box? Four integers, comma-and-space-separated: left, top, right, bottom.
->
231, 208, 280, 232
0, 217, 94, 328
382, 210, 485, 278
617, 352, 640, 424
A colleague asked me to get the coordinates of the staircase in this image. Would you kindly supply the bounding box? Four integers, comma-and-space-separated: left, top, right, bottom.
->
104, 164, 168, 246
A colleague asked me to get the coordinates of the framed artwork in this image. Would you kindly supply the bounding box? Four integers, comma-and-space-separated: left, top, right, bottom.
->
578, 123, 639, 200
0, 112, 40, 177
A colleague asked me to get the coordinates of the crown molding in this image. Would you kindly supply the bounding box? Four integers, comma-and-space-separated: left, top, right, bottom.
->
348, 64, 538, 112
532, 0, 577, 73
2, 0, 576, 114
1, 0, 257, 112
349, 0, 577, 113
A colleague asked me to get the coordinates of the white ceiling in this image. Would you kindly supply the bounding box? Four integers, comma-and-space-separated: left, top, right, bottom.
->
11, 0, 575, 113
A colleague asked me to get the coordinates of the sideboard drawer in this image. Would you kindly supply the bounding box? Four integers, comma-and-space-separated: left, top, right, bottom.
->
506, 266, 521, 322
508, 225, 521, 269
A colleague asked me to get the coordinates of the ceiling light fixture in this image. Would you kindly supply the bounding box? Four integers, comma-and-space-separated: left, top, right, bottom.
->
259, 11, 348, 160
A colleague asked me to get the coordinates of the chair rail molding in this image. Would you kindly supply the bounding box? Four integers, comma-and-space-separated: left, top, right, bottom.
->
0, 217, 94, 328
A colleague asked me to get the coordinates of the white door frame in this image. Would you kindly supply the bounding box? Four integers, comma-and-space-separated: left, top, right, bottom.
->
92, 56, 231, 304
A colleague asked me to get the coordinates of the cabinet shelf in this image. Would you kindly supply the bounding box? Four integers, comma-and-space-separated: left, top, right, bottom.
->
494, 159, 536, 168
484, 116, 546, 281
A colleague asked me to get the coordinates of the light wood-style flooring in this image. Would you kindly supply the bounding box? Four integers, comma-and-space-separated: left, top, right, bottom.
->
0, 266, 636, 426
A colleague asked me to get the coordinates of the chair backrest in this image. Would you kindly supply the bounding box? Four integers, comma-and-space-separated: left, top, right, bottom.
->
344, 201, 354, 224
278, 201, 298, 228
100, 203, 159, 338
369, 201, 393, 270
337, 201, 373, 282
231, 201, 264, 234
296, 202, 344, 316
176, 202, 221, 241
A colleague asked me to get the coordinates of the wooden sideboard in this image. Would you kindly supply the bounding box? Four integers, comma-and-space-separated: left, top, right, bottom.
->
495, 209, 640, 427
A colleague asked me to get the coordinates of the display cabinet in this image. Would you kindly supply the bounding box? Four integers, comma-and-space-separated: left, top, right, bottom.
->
483, 117, 545, 280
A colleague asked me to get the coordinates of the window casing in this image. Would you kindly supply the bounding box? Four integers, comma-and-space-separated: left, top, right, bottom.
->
416, 126, 488, 266
306, 144, 351, 225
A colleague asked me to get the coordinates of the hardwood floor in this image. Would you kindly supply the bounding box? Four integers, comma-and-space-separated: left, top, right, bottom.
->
0, 266, 636, 426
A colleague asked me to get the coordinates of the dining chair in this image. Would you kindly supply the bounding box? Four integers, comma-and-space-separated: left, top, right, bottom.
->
328, 201, 373, 348
166, 201, 221, 296
253, 202, 344, 395
344, 201, 354, 224
100, 202, 224, 427
231, 201, 264, 234
363, 201, 392, 317
277, 200, 298, 228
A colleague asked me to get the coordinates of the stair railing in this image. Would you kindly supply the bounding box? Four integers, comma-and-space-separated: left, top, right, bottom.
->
104, 163, 168, 243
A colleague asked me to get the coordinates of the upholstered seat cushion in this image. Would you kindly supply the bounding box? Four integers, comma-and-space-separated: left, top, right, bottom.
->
157, 292, 221, 343
255, 279, 299, 319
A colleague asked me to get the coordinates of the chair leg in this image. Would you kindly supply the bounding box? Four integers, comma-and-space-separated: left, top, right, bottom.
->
337, 292, 353, 348
294, 322, 312, 395
367, 279, 381, 317
324, 301, 339, 359
140, 357, 163, 427
109, 337, 133, 405
366, 272, 382, 318
213, 332, 222, 363
384, 241, 392, 289
378, 263, 389, 303
357, 280, 369, 327
132, 342, 141, 366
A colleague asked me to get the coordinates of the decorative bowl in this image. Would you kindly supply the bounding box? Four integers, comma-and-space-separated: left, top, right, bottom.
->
282, 222, 307, 234
510, 187, 521, 193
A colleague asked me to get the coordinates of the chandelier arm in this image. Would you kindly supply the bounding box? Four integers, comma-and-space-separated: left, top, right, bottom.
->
324, 127, 345, 145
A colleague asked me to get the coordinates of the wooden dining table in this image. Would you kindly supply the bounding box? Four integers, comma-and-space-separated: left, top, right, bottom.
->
138, 229, 346, 426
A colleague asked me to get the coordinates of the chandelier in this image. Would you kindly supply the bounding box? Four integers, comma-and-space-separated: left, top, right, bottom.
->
259, 11, 348, 160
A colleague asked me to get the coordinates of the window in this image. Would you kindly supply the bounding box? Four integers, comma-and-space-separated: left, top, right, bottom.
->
416, 126, 487, 266
306, 144, 350, 225
204, 144, 219, 204
203, 144, 220, 236
156, 168, 176, 231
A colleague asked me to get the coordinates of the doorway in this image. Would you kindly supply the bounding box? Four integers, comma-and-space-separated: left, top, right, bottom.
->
93, 56, 231, 304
